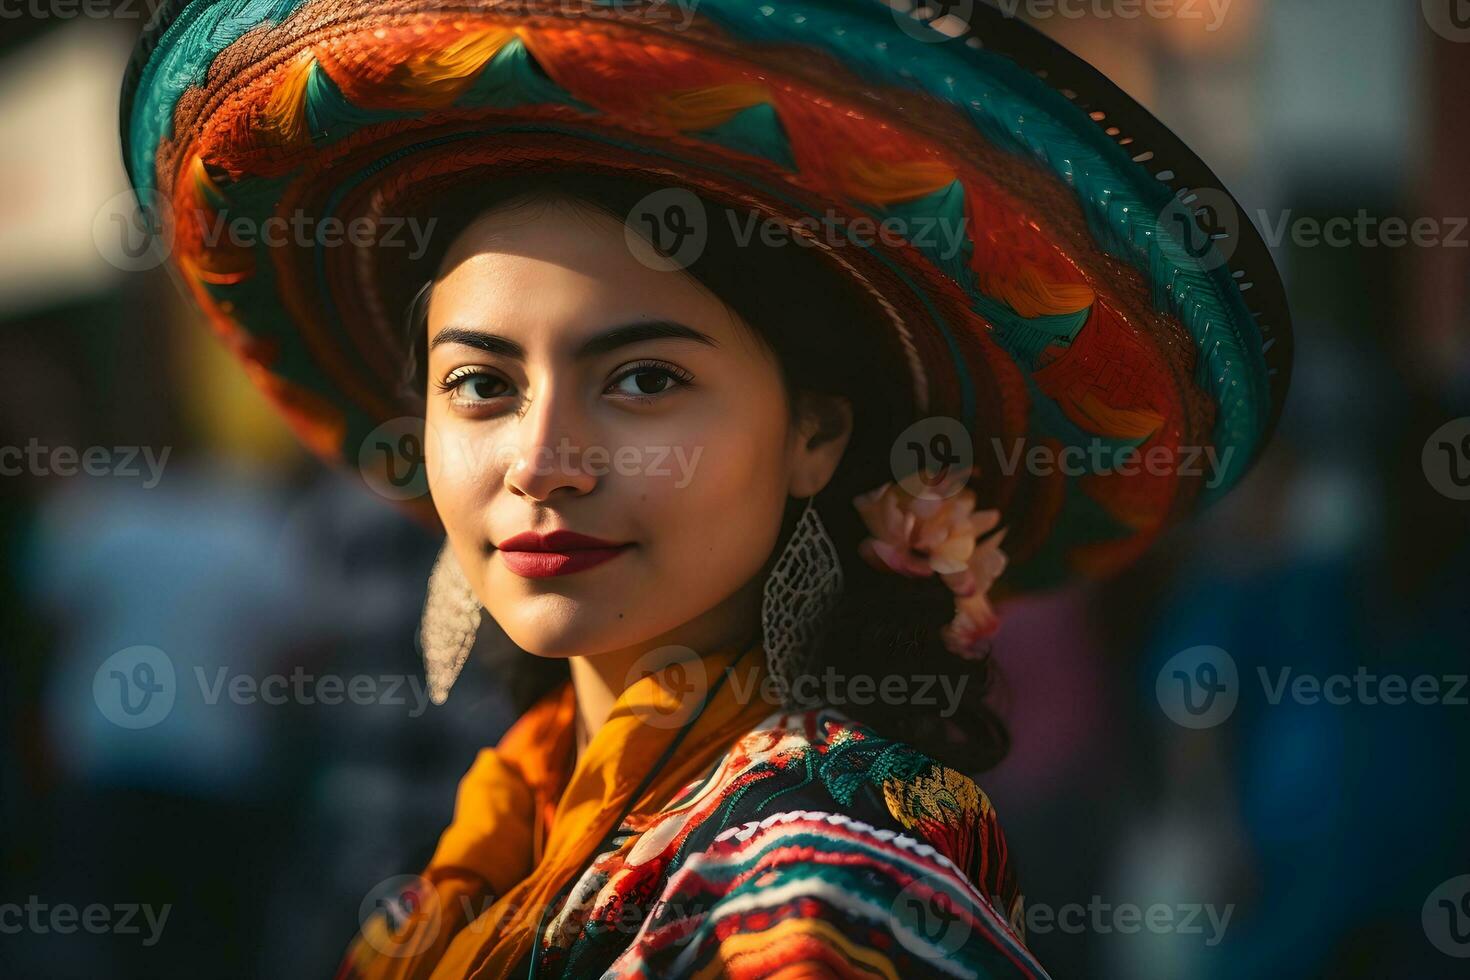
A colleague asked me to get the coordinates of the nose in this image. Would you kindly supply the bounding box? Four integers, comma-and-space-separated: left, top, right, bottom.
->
502, 380, 598, 501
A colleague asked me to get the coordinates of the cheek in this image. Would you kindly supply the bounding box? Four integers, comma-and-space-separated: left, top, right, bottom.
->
425, 411, 507, 551
632, 397, 792, 577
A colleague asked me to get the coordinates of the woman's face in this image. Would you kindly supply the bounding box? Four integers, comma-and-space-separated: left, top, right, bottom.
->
424, 194, 850, 659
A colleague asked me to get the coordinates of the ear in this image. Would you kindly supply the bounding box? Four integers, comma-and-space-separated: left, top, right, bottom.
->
788, 392, 854, 499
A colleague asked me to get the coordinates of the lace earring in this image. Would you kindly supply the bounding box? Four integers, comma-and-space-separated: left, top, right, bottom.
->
761, 495, 844, 707
420, 538, 483, 705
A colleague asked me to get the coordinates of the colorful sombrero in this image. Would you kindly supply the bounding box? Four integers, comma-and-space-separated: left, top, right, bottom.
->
121, 0, 1291, 592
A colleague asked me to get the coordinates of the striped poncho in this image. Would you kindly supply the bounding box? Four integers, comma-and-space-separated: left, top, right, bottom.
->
339, 643, 1048, 979
538, 706, 1045, 978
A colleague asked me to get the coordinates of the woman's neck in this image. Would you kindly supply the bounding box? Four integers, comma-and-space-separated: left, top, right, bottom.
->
567, 647, 647, 763
566, 583, 762, 762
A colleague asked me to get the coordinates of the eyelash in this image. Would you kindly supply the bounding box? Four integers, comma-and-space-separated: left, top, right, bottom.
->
435, 366, 510, 403
434, 360, 695, 409
605, 359, 696, 398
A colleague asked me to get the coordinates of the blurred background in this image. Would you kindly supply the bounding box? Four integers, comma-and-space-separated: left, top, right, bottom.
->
2, 1, 1467, 977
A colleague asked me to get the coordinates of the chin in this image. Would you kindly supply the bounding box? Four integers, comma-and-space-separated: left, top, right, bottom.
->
495, 607, 635, 660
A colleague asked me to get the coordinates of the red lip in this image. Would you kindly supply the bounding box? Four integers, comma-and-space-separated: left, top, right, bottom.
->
494, 530, 633, 579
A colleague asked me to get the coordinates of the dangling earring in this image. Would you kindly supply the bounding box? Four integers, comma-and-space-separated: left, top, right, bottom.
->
761, 495, 844, 708
420, 538, 482, 705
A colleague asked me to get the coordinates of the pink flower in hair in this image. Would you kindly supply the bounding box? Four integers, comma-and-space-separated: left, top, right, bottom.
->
939, 527, 1008, 659
852, 469, 1008, 659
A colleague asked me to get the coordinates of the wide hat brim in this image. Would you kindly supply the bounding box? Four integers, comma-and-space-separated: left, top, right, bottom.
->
121, 0, 1291, 592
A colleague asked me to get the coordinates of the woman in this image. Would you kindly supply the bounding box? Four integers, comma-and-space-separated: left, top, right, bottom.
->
119, 1, 1291, 976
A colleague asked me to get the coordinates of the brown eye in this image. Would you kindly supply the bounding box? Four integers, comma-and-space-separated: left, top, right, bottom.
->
628, 370, 672, 394
463, 375, 508, 400
440, 367, 512, 404
606, 360, 694, 399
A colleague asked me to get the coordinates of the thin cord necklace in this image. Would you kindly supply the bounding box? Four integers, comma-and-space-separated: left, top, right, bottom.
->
523, 635, 758, 978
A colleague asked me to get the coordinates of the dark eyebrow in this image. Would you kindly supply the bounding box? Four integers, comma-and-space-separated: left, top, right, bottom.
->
428, 320, 718, 360
576, 321, 718, 358
428, 327, 524, 358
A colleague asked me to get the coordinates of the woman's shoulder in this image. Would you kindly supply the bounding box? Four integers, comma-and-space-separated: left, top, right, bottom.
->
720, 705, 998, 816
619, 705, 1045, 977
715, 705, 1021, 898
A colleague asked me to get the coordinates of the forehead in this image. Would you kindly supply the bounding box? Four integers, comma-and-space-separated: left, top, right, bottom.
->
427, 196, 742, 345
435, 193, 687, 293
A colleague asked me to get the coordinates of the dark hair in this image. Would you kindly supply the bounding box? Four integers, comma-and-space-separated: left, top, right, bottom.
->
400, 170, 1009, 776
